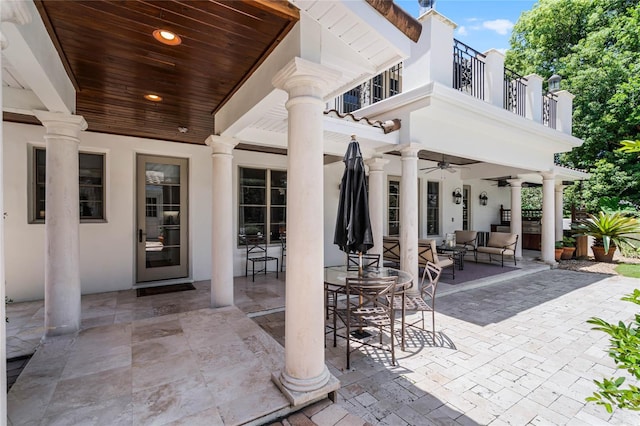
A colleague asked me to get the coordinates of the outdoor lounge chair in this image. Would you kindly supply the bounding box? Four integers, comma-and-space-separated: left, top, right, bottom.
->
475, 232, 518, 267
418, 239, 455, 279
382, 237, 400, 267
454, 230, 478, 256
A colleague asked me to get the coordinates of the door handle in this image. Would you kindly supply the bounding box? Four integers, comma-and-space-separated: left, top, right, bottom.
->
138, 229, 146, 243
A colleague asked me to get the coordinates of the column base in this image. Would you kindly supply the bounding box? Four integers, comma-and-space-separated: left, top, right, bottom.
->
272, 367, 340, 407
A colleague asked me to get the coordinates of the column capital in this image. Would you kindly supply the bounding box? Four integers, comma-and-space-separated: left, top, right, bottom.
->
540, 171, 556, 181
365, 156, 389, 172
205, 135, 238, 155
272, 57, 341, 96
33, 111, 87, 139
507, 178, 524, 188
398, 143, 422, 157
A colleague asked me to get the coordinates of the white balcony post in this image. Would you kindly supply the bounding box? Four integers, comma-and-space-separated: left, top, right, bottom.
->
540, 172, 557, 265
400, 144, 421, 296
555, 90, 575, 135
33, 111, 88, 337
525, 74, 543, 124
403, 9, 456, 91
271, 57, 340, 405
507, 179, 523, 259
365, 156, 389, 258
205, 135, 238, 308
484, 49, 505, 108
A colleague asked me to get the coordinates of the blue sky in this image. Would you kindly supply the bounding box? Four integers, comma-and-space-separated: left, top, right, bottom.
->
395, 0, 537, 53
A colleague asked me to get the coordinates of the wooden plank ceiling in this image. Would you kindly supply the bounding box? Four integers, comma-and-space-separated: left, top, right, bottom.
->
30, 0, 299, 145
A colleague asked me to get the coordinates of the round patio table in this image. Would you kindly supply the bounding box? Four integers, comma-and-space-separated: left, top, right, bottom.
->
324, 265, 414, 289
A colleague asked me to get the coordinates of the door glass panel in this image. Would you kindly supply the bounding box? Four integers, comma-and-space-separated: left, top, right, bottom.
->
145, 163, 181, 268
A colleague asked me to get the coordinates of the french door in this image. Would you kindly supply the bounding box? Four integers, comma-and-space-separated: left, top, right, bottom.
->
136, 155, 188, 282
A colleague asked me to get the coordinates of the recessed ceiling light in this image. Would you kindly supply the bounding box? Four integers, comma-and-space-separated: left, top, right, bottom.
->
144, 94, 163, 102
153, 29, 181, 46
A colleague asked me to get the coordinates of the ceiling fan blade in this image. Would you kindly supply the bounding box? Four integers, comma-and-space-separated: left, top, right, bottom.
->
446, 167, 457, 173
419, 167, 438, 171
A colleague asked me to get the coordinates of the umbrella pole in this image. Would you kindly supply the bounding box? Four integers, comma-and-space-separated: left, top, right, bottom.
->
359, 251, 363, 276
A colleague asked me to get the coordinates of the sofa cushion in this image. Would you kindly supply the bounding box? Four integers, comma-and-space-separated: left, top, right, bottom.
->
485, 232, 517, 249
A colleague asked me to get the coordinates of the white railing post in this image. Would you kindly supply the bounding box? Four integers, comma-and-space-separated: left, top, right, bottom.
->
525, 74, 543, 124
555, 90, 575, 135
403, 9, 456, 91
483, 49, 505, 108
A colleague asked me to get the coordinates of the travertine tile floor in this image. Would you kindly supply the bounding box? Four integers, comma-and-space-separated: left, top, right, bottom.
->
7, 255, 640, 425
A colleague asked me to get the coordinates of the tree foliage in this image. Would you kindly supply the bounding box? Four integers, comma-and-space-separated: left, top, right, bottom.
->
506, 0, 640, 211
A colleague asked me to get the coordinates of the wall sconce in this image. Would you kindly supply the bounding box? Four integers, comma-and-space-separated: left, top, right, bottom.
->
479, 191, 488, 206
452, 188, 462, 204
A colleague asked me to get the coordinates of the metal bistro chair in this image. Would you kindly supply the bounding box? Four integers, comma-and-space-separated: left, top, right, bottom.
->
392, 261, 442, 339
333, 275, 401, 369
326, 253, 380, 321
242, 235, 279, 282
280, 236, 286, 272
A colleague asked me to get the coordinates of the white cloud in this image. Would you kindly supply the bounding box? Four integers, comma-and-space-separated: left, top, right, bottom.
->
482, 19, 514, 36
457, 25, 468, 36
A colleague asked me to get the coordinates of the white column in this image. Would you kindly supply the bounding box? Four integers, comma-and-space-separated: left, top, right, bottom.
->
484, 49, 505, 108
507, 179, 523, 259
205, 135, 238, 308
540, 172, 556, 265
400, 144, 420, 294
555, 90, 575, 135
555, 183, 565, 243
365, 156, 389, 258
2, 0, 33, 414
33, 111, 88, 337
525, 74, 543, 124
403, 9, 456, 90
271, 57, 340, 405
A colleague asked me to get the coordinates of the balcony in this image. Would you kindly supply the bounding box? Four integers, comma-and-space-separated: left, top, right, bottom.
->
328, 10, 573, 135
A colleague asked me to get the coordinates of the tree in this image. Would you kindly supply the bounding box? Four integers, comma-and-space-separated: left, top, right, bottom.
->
506, 0, 640, 210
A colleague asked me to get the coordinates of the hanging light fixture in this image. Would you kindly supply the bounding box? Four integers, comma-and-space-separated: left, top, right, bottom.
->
452, 188, 462, 204
479, 191, 488, 206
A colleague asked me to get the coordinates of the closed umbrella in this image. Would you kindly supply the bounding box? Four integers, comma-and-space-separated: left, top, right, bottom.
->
334, 135, 374, 270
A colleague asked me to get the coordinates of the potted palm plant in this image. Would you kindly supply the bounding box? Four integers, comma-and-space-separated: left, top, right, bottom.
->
574, 212, 640, 263
555, 241, 564, 261
561, 236, 576, 260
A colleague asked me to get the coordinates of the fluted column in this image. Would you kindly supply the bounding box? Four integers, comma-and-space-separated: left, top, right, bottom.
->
540, 172, 556, 265
271, 57, 340, 404
365, 156, 389, 258
33, 111, 88, 337
507, 179, 523, 259
205, 135, 238, 308
400, 144, 420, 294
555, 184, 565, 243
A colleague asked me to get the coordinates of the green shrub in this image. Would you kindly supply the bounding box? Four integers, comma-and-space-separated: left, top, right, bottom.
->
587, 289, 640, 412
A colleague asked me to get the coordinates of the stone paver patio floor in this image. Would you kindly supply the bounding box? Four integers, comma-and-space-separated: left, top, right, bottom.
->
257, 269, 640, 425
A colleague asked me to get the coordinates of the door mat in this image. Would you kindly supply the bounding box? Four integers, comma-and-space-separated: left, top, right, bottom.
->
136, 283, 196, 297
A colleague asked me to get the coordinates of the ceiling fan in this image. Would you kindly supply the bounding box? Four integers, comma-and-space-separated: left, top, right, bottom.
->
420, 155, 468, 174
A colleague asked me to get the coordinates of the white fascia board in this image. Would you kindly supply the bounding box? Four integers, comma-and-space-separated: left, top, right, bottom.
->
215, 23, 300, 135
2, 86, 46, 114
1, 1, 74, 114
553, 165, 590, 181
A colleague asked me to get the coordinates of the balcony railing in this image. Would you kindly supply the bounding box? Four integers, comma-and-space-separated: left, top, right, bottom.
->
328, 63, 403, 114
453, 39, 485, 100
542, 91, 557, 129
504, 67, 527, 117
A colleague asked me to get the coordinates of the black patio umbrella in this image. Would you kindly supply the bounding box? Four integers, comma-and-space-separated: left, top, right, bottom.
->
334, 135, 374, 263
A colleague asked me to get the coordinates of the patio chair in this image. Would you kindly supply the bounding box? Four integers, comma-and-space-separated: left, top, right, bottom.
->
418, 239, 454, 279
280, 236, 286, 272
382, 237, 400, 267
391, 261, 442, 338
454, 230, 478, 257
241, 235, 279, 281
333, 275, 400, 369
475, 232, 518, 267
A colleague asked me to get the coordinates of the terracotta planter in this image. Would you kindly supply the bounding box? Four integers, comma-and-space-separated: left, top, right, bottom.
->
554, 248, 563, 261
561, 247, 576, 260
592, 245, 616, 263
